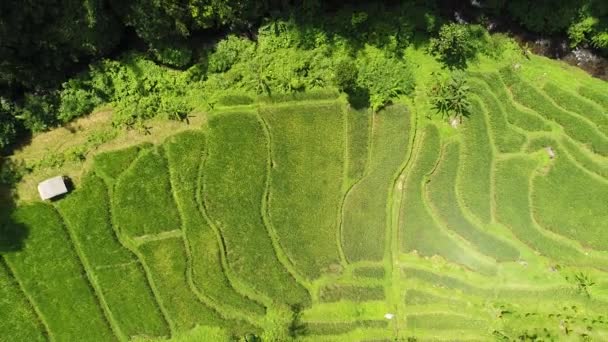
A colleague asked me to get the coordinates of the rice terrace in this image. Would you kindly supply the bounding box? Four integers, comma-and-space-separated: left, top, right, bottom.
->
1, 2, 608, 341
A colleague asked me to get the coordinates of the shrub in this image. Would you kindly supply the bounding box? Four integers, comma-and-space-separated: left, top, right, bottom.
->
356, 46, 414, 111
57, 79, 103, 123
428, 23, 477, 68
208, 35, 255, 73
429, 71, 472, 123
0, 100, 18, 151
152, 43, 193, 68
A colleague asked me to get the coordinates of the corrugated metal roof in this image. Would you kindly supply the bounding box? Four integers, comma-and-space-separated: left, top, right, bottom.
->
38, 176, 68, 200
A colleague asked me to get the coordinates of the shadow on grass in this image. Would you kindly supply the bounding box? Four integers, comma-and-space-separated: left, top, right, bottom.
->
0, 159, 29, 253
345, 86, 370, 110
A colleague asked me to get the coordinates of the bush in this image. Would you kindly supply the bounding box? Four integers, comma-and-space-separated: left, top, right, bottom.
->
428, 23, 477, 68
0, 105, 17, 151
152, 43, 193, 68
429, 71, 472, 123
356, 46, 414, 111
58, 79, 104, 123
208, 35, 255, 73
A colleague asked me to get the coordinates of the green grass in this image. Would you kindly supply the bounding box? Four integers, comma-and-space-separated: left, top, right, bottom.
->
56, 173, 170, 339
342, 104, 411, 262
261, 102, 345, 277
458, 98, 494, 224
543, 82, 608, 136
202, 111, 311, 306
579, 85, 608, 109
402, 267, 491, 297
426, 140, 519, 262
0, 258, 47, 341
406, 313, 488, 331
469, 80, 526, 153
353, 266, 386, 279
306, 320, 388, 335
400, 125, 495, 274
560, 136, 608, 179
3, 203, 116, 341
113, 147, 181, 238
137, 237, 233, 333
319, 285, 385, 303
472, 71, 552, 132
163, 130, 266, 316
494, 155, 587, 263
500, 67, 608, 156
345, 107, 371, 183
94, 143, 152, 185
531, 152, 608, 250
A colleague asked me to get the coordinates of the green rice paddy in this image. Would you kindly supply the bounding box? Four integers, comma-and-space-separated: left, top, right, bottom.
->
2, 54, 608, 341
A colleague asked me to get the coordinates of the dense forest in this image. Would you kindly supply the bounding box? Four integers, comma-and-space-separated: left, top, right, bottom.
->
0, 0, 607, 154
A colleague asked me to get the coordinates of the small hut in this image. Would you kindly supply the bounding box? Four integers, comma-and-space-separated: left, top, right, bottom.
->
38, 176, 68, 200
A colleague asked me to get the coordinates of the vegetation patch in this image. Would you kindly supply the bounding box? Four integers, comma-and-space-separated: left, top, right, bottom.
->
57, 173, 170, 338
400, 125, 495, 274
426, 141, 519, 262
345, 107, 371, 184
494, 156, 586, 263
262, 102, 345, 278
0, 259, 47, 341
137, 237, 230, 332
543, 82, 608, 136
532, 153, 608, 250
3, 203, 115, 341
342, 104, 410, 262
306, 320, 388, 335
319, 285, 385, 303
113, 147, 181, 238
163, 130, 266, 316
353, 266, 386, 279
93, 143, 152, 185
202, 111, 310, 306
500, 68, 608, 156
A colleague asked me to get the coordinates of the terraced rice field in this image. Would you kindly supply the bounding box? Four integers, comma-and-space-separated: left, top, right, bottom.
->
2, 57, 608, 341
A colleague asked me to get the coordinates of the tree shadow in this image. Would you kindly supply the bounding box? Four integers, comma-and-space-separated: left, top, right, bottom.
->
0, 159, 29, 253
345, 86, 370, 110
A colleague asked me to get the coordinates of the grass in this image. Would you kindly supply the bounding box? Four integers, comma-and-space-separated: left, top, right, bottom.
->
500, 67, 608, 156
0, 258, 47, 341
56, 173, 170, 338
472, 71, 552, 132
469, 80, 526, 153
578, 85, 608, 109
2, 203, 116, 341
543, 82, 608, 136
93, 143, 152, 185
531, 151, 608, 250
162, 130, 266, 316
399, 125, 495, 274
137, 237, 233, 333
345, 107, 371, 183
426, 140, 519, 262
261, 102, 345, 277
457, 98, 494, 225
406, 313, 488, 331
319, 285, 385, 303
342, 104, 411, 262
113, 147, 181, 238
202, 111, 310, 306
353, 266, 386, 279
560, 136, 608, 179
306, 321, 388, 335
4, 47, 608, 341
494, 155, 587, 263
